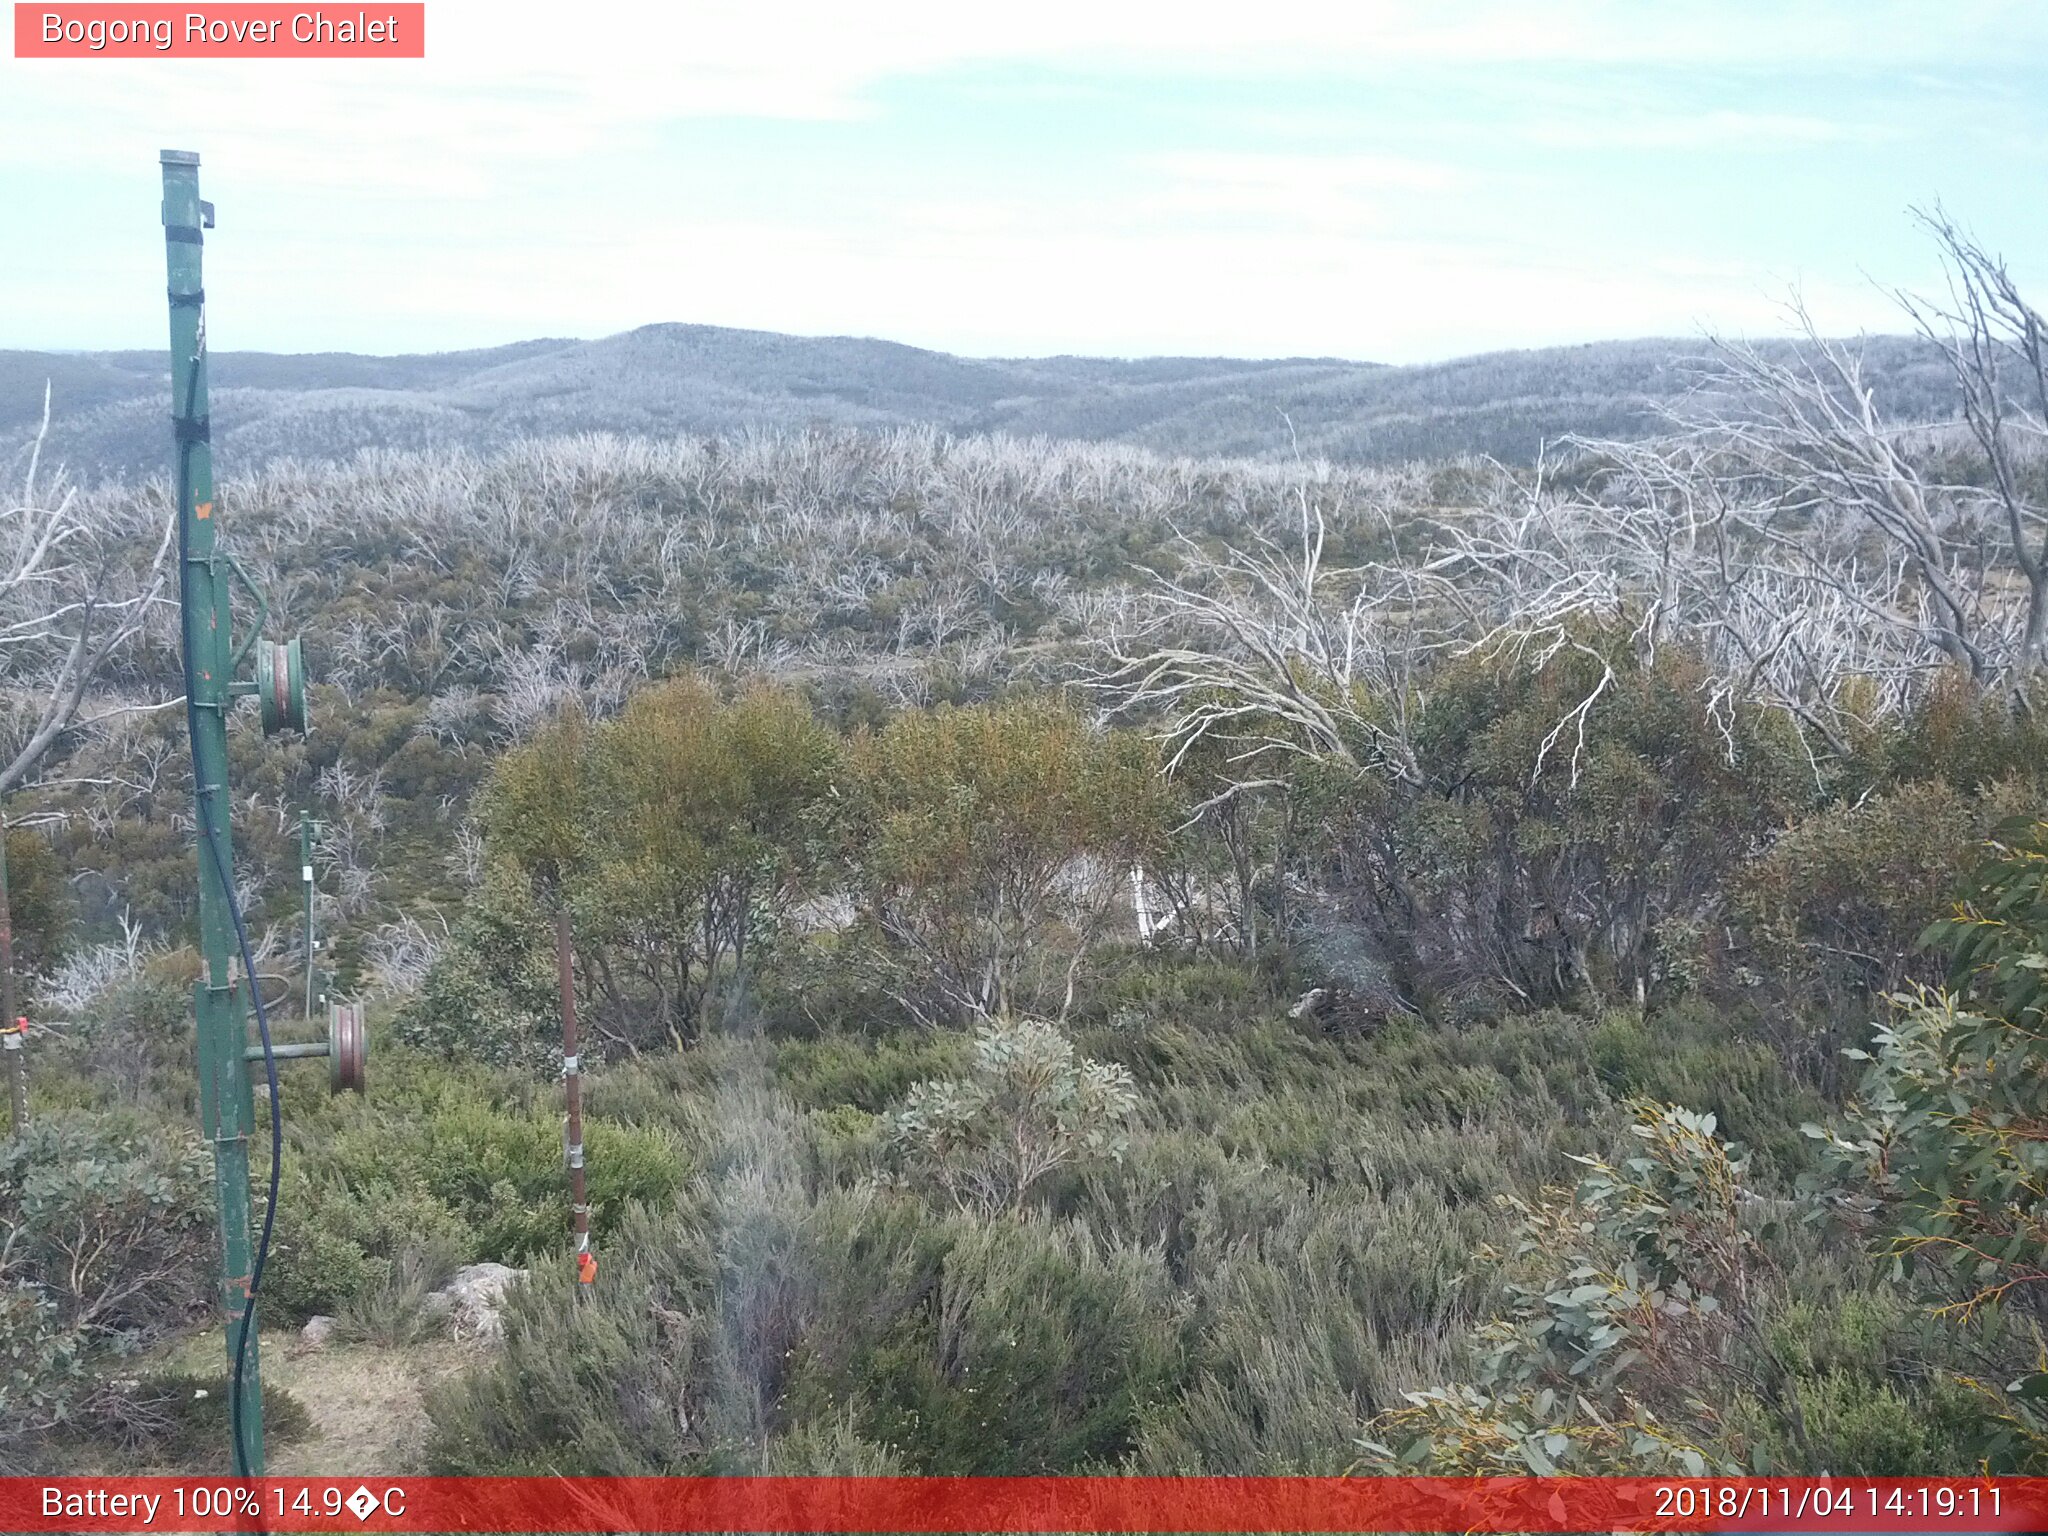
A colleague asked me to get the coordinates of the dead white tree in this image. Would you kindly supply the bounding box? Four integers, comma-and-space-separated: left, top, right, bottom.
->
1678, 313, 2002, 688
1896, 206, 2048, 670
0, 388, 175, 793
1104, 221, 2048, 802
1101, 485, 1453, 795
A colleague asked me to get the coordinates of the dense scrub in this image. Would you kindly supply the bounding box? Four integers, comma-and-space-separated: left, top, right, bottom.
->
21, 643, 2045, 1474
7, 267, 2048, 1471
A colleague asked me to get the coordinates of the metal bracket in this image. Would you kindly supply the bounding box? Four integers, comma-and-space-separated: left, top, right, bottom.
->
223, 552, 269, 675
241, 1002, 365, 1095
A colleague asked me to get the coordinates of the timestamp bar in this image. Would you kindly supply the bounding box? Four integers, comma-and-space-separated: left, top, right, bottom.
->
3, 1475, 2043, 1533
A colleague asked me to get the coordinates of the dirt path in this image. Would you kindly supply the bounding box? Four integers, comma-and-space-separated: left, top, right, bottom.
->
264, 1339, 480, 1475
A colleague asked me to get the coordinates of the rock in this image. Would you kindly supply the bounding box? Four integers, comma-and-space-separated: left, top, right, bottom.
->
431, 1262, 528, 1340
1287, 988, 1328, 1020
301, 1315, 338, 1348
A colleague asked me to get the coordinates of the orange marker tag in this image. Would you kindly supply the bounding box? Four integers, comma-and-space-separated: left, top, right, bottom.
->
196, 501, 213, 519
577, 1252, 598, 1284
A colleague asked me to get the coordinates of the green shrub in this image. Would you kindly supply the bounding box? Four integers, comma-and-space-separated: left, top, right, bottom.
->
1732, 776, 2032, 1020
1362, 1102, 1765, 1474
472, 678, 842, 1052
0, 1113, 213, 1339
1134, 1194, 1471, 1473
1301, 632, 1808, 1011
791, 1212, 1184, 1474
1077, 951, 1282, 1035
279, 1041, 683, 1273
1588, 1002, 1826, 1185
260, 1214, 388, 1322
1806, 817, 2048, 1466
26, 979, 194, 1121
774, 1029, 967, 1112
0, 1283, 86, 1440
1881, 671, 2048, 793
841, 699, 1169, 1023
885, 1019, 1137, 1214
1750, 1289, 2005, 1474
399, 1100, 680, 1258
333, 1236, 468, 1347
4, 826, 75, 980
428, 1117, 1185, 1476
0, 1113, 215, 1459
393, 867, 561, 1070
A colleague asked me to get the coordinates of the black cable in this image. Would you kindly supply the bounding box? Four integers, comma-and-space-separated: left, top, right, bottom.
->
176, 351, 283, 1480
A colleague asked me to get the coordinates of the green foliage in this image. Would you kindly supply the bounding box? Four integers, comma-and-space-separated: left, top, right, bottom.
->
459, 676, 840, 1052
375, 1099, 678, 1259
1748, 1285, 2012, 1474
578, 677, 840, 1043
1363, 1102, 1762, 1474
1588, 1002, 1828, 1184
843, 698, 1169, 1022
1924, 814, 2048, 1026
1131, 1194, 1473, 1473
0, 1113, 213, 1339
477, 708, 595, 902
885, 1018, 1138, 1214
264, 1039, 684, 1320
3, 1363, 312, 1475
19, 613, 2041, 1480
1303, 633, 1808, 1012
259, 1210, 392, 1322
429, 1162, 1184, 1477
796, 1212, 1183, 1474
0, 1113, 213, 1451
393, 867, 560, 1069
1816, 821, 2048, 1304
1733, 777, 2034, 1019
1812, 987, 2048, 1313
262, 1170, 476, 1322
0, 1283, 86, 1439
3, 827, 74, 981
1880, 671, 2048, 794
425, 964, 1775, 1478
74, 1374, 312, 1471
773, 1029, 967, 1113
37, 978, 193, 1116
1800, 818, 2048, 1467
332, 1238, 469, 1347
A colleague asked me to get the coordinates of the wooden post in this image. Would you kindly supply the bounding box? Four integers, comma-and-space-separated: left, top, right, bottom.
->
556, 909, 594, 1291
2, 1023, 23, 1136
0, 812, 22, 1136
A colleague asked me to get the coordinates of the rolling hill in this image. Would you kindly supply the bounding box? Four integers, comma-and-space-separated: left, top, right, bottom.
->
0, 324, 1958, 483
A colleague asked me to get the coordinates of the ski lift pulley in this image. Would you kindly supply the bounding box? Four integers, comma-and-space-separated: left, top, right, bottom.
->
256, 637, 307, 735
328, 1002, 366, 1095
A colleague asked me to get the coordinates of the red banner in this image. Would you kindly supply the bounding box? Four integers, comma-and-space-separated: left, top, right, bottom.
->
1, 1476, 2042, 1533
13, 4, 424, 58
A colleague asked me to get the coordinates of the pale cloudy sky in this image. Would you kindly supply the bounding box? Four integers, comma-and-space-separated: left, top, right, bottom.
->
4, 0, 2044, 361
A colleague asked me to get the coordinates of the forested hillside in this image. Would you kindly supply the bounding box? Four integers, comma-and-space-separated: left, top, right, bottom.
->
7, 221, 2048, 1479
1, 326, 1959, 482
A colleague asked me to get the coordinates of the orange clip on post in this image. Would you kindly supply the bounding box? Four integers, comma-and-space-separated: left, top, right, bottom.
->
577, 1251, 597, 1284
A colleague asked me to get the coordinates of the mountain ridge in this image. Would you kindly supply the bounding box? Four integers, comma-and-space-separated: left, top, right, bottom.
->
0, 322, 1957, 482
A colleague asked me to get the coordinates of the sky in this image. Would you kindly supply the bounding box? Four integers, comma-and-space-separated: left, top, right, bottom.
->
3, 0, 2045, 363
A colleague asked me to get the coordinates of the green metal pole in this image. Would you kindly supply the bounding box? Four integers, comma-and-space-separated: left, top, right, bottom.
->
161, 149, 265, 1474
